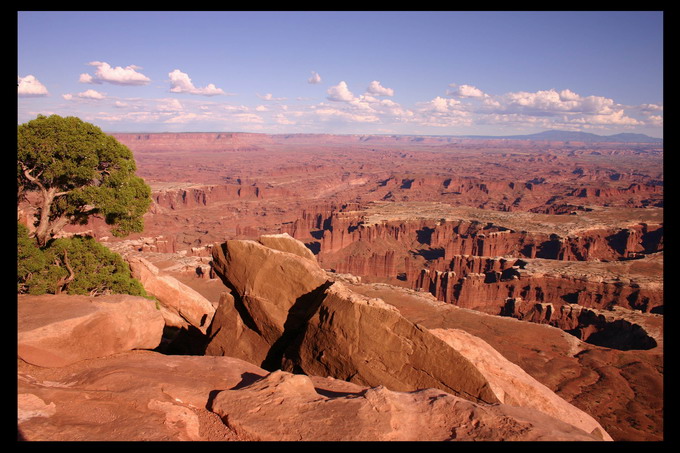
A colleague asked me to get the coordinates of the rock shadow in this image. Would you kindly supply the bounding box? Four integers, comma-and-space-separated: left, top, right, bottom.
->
261, 280, 334, 371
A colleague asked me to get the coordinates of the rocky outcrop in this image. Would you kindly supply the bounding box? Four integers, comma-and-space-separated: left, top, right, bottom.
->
206, 235, 612, 438
283, 282, 499, 404
18, 350, 267, 441
209, 369, 606, 441
17, 294, 164, 368
150, 182, 292, 210
504, 300, 662, 350
347, 281, 663, 441
127, 255, 216, 334
17, 350, 606, 442
209, 237, 329, 360
429, 328, 612, 440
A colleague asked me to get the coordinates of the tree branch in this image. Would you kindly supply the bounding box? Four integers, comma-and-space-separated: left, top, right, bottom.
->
54, 249, 75, 294
21, 163, 45, 192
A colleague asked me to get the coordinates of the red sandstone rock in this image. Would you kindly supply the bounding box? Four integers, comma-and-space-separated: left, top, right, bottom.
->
127, 254, 216, 333
204, 291, 272, 365
17, 350, 604, 442
285, 281, 499, 404
347, 281, 663, 441
17, 294, 164, 368
209, 369, 606, 441
17, 350, 266, 441
208, 237, 330, 366
429, 328, 612, 440
257, 233, 317, 261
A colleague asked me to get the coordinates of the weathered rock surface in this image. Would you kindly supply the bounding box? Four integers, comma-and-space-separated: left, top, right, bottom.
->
284, 282, 499, 404
209, 237, 330, 360
127, 254, 216, 333
17, 350, 605, 442
204, 291, 272, 365
348, 282, 663, 441
207, 235, 611, 438
429, 328, 612, 440
17, 294, 164, 368
17, 351, 265, 441
257, 232, 317, 261
210, 369, 606, 441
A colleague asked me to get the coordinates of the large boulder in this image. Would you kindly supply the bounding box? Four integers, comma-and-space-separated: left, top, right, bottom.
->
429, 327, 612, 441
210, 238, 498, 404
18, 294, 164, 367
209, 238, 330, 366
127, 255, 216, 333
283, 282, 499, 404
203, 291, 272, 365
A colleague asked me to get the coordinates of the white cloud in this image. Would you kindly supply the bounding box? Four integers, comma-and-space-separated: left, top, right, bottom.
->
62, 89, 106, 100
423, 96, 463, 113
258, 93, 286, 101
327, 81, 355, 102
80, 61, 151, 86
274, 113, 296, 125
168, 69, 226, 96
448, 84, 485, 98
157, 98, 184, 112
18, 75, 49, 97
78, 89, 106, 99
315, 105, 379, 123
497, 88, 619, 116
366, 80, 394, 97
308, 71, 322, 84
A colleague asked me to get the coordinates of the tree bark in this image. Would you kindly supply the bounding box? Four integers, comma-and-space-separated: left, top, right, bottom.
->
34, 187, 57, 247
54, 249, 75, 294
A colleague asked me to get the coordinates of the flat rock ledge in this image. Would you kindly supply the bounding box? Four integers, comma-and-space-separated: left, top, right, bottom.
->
18, 350, 607, 441
18, 294, 164, 368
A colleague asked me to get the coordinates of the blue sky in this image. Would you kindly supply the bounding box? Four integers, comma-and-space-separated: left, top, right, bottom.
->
18, 11, 664, 137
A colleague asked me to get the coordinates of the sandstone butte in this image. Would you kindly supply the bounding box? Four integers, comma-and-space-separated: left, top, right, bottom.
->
17, 234, 613, 441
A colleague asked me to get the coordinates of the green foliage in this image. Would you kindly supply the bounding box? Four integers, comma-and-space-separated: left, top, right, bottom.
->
17, 223, 149, 298
17, 223, 47, 293
17, 114, 151, 243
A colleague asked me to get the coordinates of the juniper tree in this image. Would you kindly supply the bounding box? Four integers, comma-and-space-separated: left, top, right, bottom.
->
18, 114, 151, 247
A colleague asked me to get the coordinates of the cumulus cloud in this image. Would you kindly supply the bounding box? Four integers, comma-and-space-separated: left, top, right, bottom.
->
366, 80, 394, 97
447, 84, 485, 98
461, 87, 649, 129
18, 75, 49, 97
80, 61, 151, 85
423, 96, 463, 113
327, 81, 355, 102
498, 88, 617, 116
308, 71, 322, 84
168, 69, 226, 96
62, 89, 106, 101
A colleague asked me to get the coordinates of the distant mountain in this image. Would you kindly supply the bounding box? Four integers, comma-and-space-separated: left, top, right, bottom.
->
462, 130, 663, 143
